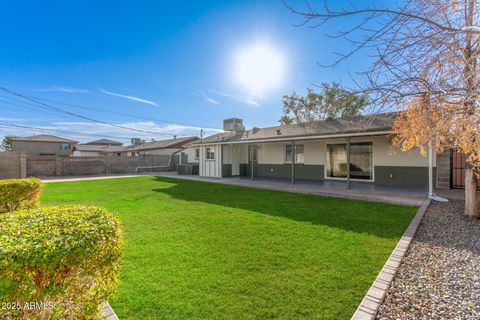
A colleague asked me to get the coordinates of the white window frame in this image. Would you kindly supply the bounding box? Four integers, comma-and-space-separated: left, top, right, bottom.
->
206, 147, 215, 160
324, 140, 375, 182
195, 148, 200, 160
284, 144, 304, 164
59, 143, 70, 150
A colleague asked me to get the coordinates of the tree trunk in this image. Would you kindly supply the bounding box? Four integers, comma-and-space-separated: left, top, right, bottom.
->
463, 0, 478, 218
464, 166, 479, 218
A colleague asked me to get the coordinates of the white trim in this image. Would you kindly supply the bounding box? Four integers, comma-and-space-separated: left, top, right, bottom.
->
284, 143, 305, 164
192, 131, 392, 146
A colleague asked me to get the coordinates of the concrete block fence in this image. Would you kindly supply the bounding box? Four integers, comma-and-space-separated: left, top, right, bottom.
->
0, 153, 173, 179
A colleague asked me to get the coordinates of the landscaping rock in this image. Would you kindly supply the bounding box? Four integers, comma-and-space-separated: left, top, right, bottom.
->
376, 200, 480, 320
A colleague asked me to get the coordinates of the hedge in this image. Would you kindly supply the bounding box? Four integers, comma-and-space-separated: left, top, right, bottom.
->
0, 205, 123, 319
0, 178, 42, 213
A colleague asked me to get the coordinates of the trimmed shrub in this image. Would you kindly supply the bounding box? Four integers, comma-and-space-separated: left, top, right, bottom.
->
0, 205, 123, 319
0, 177, 42, 213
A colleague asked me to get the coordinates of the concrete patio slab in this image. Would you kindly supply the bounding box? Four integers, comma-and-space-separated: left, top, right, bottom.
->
156, 172, 427, 206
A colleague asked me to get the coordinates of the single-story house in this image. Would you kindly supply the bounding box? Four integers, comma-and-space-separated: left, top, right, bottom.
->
110, 136, 200, 158
11, 134, 78, 156
191, 115, 458, 191
72, 139, 124, 157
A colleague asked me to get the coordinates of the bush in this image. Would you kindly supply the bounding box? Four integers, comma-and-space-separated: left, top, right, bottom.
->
0, 205, 123, 319
0, 178, 42, 213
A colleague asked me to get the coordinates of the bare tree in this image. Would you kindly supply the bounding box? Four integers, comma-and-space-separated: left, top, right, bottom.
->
285, 0, 480, 217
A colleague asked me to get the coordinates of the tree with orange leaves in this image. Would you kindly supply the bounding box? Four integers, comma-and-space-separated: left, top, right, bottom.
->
288, 0, 480, 217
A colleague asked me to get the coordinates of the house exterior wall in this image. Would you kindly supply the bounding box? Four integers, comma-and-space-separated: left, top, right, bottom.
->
198, 134, 437, 189
221, 144, 247, 176
199, 145, 222, 178
140, 148, 181, 156
12, 141, 73, 156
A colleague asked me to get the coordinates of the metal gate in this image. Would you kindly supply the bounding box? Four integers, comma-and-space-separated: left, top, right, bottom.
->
450, 149, 479, 189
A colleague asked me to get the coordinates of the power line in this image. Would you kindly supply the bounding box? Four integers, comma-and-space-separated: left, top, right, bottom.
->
24, 95, 222, 131
0, 87, 196, 138
0, 121, 133, 141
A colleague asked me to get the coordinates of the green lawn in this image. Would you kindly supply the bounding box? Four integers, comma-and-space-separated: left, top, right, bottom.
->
41, 176, 416, 320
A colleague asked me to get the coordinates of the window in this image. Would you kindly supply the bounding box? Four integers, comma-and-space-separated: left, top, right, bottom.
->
326, 142, 372, 180
59, 143, 70, 150
195, 148, 200, 160
285, 144, 304, 163
206, 147, 215, 160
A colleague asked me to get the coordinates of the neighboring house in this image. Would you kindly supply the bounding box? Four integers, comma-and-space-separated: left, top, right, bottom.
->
83, 139, 123, 146
11, 135, 78, 156
192, 115, 455, 190
72, 139, 124, 157
111, 136, 200, 159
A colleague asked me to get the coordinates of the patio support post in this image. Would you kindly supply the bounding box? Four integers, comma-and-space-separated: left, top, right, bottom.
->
346, 138, 351, 190
291, 140, 296, 184
250, 144, 254, 181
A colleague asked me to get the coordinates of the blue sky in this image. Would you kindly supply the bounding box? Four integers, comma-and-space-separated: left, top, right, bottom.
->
0, 0, 387, 143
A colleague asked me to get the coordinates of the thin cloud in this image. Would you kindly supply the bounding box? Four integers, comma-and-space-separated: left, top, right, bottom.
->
209, 90, 261, 106
244, 98, 260, 106
172, 88, 221, 105
198, 91, 220, 105
99, 87, 159, 107
32, 86, 89, 93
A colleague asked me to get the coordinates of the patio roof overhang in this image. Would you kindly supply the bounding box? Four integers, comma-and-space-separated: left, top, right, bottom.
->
193, 130, 393, 146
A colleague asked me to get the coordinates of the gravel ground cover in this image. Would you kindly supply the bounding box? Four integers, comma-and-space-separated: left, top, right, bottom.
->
377, 200, 480, 320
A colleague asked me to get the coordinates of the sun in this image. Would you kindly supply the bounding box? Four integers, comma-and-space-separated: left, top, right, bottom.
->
233, 42, 286, 95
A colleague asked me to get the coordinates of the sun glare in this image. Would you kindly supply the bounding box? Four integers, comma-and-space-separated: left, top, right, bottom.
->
233, 43, 286, 95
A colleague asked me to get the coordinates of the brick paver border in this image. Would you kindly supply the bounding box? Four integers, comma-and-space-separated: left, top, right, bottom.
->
100, 302, 119, 320
351, 198, 431, 320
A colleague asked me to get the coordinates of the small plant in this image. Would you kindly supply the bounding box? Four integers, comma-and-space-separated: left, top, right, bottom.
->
0, 177, 42, 213
0, 205, 123, 319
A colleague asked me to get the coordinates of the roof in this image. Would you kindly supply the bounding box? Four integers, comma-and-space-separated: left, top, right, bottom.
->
11, 134, 78, 143
120, 136, 200, 152
195, 113, 398, 145
84, 139, 123, 146
73, 144, 124, 153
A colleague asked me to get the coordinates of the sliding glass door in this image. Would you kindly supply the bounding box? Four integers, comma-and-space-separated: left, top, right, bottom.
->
326, 142, 373, 180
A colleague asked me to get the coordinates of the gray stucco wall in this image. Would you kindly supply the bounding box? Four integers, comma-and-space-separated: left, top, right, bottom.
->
221, 164, 232, 177
374, 166, 436, 189
238, 162, 434, 189
240, 163, 324, 181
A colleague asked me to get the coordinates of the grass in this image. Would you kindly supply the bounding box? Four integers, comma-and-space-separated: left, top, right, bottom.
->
41, 176, 416, 320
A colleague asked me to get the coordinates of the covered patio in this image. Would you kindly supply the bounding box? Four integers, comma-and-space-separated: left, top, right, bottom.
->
158, 171, 427, 206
